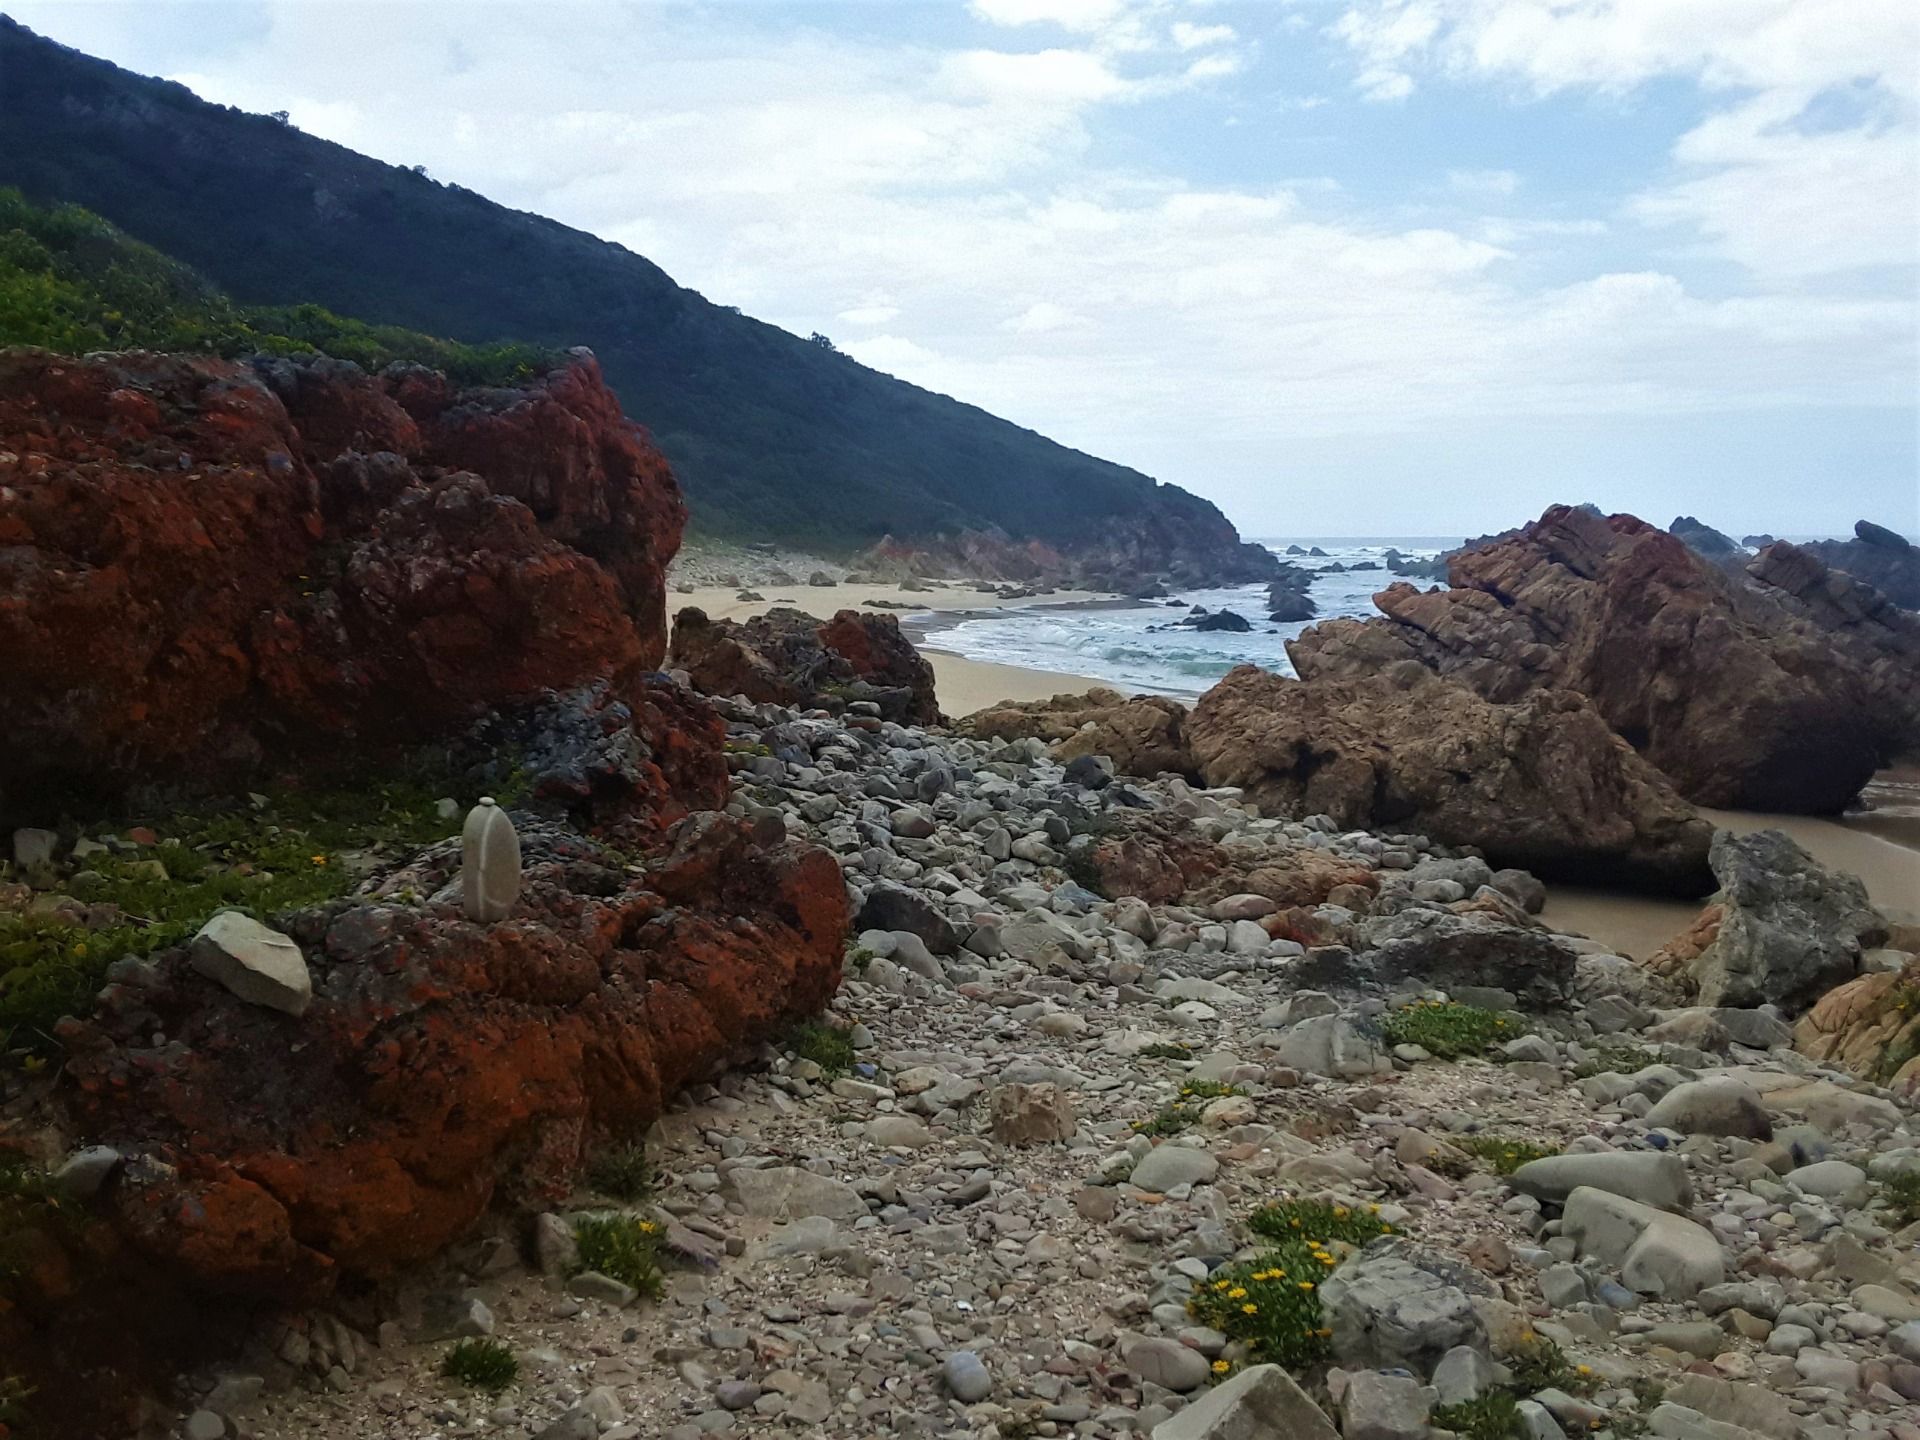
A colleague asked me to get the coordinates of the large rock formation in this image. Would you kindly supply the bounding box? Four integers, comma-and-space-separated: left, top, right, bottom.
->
1687, 828, 1887, 1013
1184, 664, 1715, 895
0, 350, 850, 1432
1289, 506, 1920, 813
668, 606, 940, 725
961, 689, 1193, 775
0, 347, 683, 812
1800, 520, 1920, 611
57, 783, 846, 1299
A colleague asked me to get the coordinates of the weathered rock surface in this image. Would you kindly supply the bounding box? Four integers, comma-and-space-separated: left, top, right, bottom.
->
57, 706, 847, 1300
1688, 828, 1886, 1013
0, 347, 683, 809
1149, 1362, 1338, 1439
1289, 505, 1920, 812
961, 688, 1192, 774
668, 605, 939, 724
1794, 958, 1920, 1091
1185, 665, 1714, 895
1319, 1238, 1495, 1373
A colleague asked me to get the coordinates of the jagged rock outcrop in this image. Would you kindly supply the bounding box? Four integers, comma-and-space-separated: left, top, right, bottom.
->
962, 689, 1193, 775
1800, 520, 1920, 610
1687, 828, 1887, 1014
0, 347, 682, 812
1185, 665, 1715, 895
668, 606, 940, 725
1289, 506, 1920, 813
1794, 957, 1920, 1091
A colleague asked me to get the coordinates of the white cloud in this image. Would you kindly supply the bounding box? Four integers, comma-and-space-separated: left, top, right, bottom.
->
1448, 167, 1519, 195
838, 300, 902, 326
1633, 92, 1918, 278
944, 47, 1132, 102
969, 0, 1128, 31
1171, 21, 1237, 50
1003, 301, 1087, 332
1331, 0, 1920, 279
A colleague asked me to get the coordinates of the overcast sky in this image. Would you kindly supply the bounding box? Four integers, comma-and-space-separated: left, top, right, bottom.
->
14, 0, 1919, 538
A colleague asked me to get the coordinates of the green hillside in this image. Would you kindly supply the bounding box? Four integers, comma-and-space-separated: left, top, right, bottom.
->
0, 187, 553, 384
0, 15, 1272, 572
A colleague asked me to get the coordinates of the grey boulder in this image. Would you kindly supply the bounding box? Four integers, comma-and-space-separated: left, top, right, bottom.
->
1318, 1238, 1495, 1374
1688, 828, 1884, 1013
1149, 1362, 1338, 1439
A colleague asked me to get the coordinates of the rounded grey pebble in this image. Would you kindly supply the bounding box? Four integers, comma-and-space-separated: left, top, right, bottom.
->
943, 1349, 993, 1402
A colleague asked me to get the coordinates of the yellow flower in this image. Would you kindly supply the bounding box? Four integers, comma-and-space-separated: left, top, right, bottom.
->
1320, 1255, 1336, 1266
1298, 1282, 1315, 1291
311, 854, 328, 866
1213, 1280, 1230, 1291
1576, 1365, 1591, 1376
1228, 1288, 1247, 1299
1241, 1303, 1257, 1315
1333, 1206, 1349, 1218
1212, 1360, 1230, 1374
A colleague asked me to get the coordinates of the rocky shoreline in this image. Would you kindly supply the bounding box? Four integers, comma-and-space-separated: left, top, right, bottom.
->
5, 347, 1920, 1440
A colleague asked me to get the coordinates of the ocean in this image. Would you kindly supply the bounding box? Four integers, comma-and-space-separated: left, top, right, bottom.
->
912, 538, 1461, 698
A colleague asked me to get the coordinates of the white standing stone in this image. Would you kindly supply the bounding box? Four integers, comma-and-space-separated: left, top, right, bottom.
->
461, 797, 522, 922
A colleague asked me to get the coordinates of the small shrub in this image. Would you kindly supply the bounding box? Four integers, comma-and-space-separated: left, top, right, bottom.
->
1194, 1198, 1400, 1369
1134, 1102, 1201, 1137
1139, 1042, 1192, 1061
586, 1143, 653, 1202
1459, 1135, 1560, 1176
1177, 1079, 1244, 1100
1187, 1254, 1333, 1369
847, 946, 875, 974
1878, 1172, 1920, 1226
571, 1214, 664, 1299
1381, 1001, 1512, 1059
1573, 1043, 1661, 1079
1430, 1391, 1521, 1440
787, 1021, 855, 1078
1248, 1198, 1397, 1249
1503, 1334, 1595, 1396
442, 1337, 518, 1393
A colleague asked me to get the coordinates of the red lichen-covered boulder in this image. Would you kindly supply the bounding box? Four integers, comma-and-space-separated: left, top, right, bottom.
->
669, 606, 941, 724
58, 806, 846, 1299
1289, 505, 1920, 813
0, 347, 684, 812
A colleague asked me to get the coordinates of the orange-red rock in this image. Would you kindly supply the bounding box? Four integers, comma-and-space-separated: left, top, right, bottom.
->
0, 347, 684, 809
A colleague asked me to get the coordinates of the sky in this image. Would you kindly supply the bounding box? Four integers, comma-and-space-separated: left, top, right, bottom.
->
11, 0, 1919, 538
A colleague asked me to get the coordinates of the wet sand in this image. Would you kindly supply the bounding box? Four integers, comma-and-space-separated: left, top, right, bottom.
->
1541, 800, 1920, 958
925, 651, 1124, 715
